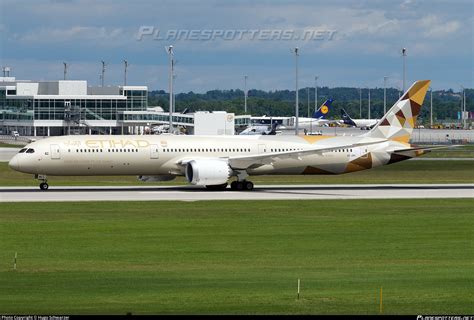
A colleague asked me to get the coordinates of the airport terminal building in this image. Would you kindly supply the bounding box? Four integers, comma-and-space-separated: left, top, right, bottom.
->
0, 77, 249, 136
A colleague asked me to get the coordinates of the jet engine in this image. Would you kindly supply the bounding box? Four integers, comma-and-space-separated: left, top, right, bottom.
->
185, 159, 231, 186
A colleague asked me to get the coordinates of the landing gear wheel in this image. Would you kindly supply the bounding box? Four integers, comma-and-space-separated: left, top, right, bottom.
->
244, 181, 254, 191
231, 180, 254, 191
39, 182, 49, 190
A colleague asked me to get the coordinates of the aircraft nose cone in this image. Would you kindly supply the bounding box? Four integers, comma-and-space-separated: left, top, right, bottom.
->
8, 156, 20, 171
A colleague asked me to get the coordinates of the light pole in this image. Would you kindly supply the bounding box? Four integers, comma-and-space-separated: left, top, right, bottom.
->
460, 85, 466, 129
124, 60, 128, 86
368, 87, 371, 119
383, 76, 388, 114
464, 87, 467, 129
359, 87, 362, 118
166, 45, 174, 133
430, 87, 433, 128
396, 86, 401, 99
314, 76, 318, 112
173, 74, 177, 115
244, 75, 248, 114
63, 62, 68, 80
101, 60, 106, 87
294, 47, 299, 135
401, 48, 407, 92
307, 87, 310, 118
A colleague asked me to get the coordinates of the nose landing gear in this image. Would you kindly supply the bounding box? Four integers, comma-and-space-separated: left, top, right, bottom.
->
35, 174, 49, 191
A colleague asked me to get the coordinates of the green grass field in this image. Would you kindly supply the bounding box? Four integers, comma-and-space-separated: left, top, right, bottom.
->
422, 145, 474, 158
1, 159, 473, 186
0, 200, 472, 314
0, 142, 26, 148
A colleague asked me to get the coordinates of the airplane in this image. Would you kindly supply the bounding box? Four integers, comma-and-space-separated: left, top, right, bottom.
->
297, 98, 336, 129
239, 122, 281, 135
340, 108, 379, 130
10, 80, 442, 191
251, 99, 335, 130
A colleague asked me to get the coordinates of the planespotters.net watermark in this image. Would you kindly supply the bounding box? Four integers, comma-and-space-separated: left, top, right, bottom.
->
136, 26, 337, 41
417, 316, 474, 320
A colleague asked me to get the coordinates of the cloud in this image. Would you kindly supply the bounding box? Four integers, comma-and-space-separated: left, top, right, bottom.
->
419, 15, 461, 38
16, 26, 127, 46
1, 0, 472, 91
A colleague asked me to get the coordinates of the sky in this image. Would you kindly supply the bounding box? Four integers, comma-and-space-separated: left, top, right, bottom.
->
0, 0, 472, 92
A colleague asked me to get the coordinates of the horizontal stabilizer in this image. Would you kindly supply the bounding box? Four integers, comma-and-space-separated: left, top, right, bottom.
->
390, 145, 463, 153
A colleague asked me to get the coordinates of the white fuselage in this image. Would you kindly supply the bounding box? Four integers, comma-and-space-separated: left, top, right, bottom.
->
251, 116, 329, 130
340, 118, 379, 128
9, 134, 410, 179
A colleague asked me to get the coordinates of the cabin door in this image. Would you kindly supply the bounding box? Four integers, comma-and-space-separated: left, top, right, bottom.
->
50, 144, 61, 159
150, 144, 159, 159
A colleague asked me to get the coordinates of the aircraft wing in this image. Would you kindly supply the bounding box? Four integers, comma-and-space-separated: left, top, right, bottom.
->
227, 140, 385, 170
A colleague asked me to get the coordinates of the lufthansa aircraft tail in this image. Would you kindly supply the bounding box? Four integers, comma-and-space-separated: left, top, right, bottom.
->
340, 108, 356, 126
365, 80, 430, 143
312, 99, 334, 119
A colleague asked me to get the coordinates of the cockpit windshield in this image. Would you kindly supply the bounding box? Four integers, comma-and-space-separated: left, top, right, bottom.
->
19, 148, 27, 153
26, 149, 35, 154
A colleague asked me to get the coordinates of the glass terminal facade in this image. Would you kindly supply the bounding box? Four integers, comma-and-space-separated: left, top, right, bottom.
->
0, 78, 249, 136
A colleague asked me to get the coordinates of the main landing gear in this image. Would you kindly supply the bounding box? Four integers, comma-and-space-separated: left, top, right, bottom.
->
205, 171, 255, 191
229, 170, 254, 191
230, 180, 254, 191
36, 174, 49, 190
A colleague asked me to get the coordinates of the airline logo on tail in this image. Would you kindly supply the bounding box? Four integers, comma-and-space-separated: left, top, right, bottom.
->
366, 80, 431, 143
313, 99, 334, 119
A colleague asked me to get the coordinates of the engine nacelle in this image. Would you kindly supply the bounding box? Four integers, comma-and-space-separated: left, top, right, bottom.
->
138, 175, 176, 182
185, 159, 231, 186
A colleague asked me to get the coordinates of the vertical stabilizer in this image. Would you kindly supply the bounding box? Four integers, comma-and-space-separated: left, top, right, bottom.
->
365, 80, 430, 143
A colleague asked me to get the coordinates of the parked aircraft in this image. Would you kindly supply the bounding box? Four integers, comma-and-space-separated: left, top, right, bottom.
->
340, 108, 379, 130
239, 122, 280, 135
251, 99, 335, 130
